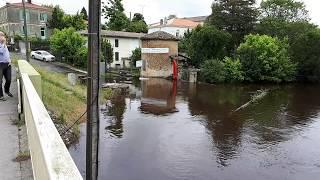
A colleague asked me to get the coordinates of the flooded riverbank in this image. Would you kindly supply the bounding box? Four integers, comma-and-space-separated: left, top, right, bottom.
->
69, 79, 320, 180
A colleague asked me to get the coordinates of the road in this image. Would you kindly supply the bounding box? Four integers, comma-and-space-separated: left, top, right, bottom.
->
11, 52, 85, 75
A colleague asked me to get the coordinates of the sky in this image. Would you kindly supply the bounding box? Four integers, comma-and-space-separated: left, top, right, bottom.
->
1, 0, 320, 25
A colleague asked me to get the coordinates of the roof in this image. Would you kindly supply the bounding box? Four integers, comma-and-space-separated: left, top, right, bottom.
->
182, 16, 208, 22
149, 18, 201, 29
6, 2, 51, 11
79, 30, 146, 39
141, 31, 179, 41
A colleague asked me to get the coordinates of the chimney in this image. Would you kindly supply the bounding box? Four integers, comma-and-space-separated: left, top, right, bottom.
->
27, 0, 32, 3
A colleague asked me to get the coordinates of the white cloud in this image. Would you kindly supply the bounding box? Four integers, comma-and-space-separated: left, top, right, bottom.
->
2, 0, 319, 25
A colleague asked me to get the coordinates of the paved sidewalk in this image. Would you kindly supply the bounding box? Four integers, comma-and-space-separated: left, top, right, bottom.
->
0, 68, 33, 179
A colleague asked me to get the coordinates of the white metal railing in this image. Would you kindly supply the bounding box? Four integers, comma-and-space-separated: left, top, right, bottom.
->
21, 73, 83, 180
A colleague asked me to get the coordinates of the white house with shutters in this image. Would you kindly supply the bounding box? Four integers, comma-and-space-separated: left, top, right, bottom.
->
80, 30, 145, 68
98, 31, 146, 69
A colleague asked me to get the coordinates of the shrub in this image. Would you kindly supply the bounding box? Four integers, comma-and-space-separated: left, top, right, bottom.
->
200, 59, 225, 83
222, 57, 244, 83
74, 47, 88, 68
238, 34, 296, 82
50, 27, 86, 67
130, 48, 141, 67
30, 37, 50, 51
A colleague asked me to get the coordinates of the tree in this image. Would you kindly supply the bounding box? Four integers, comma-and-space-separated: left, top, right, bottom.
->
207, 0, 258, 51
63, 13, 86, 30
200, 59, 226, 83
102, 0, 129, 31
290, 29, 320, 82
260, 0, 309, 22
126, 21, 148, 33
126, 13, 148, 33
130, 48, 141, 67
131, 13, 144, 22
101, 39, 113, 65
50, 28, 86, 66
237, 34, 296, 82
49, 6, 65, 30
187, 25, 231, 67
80, 7, 88, 20
178, 29, 193, 53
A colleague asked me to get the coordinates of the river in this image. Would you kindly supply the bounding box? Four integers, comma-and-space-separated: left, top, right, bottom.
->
69, 79, 320, 180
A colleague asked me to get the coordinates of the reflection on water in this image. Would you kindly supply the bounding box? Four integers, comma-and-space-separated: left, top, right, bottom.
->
69, 80, 320, 180
140, 79, 178, 115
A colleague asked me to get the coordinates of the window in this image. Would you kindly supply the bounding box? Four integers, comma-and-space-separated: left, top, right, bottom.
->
19, 10, 30, 22
115, 39, 119, 47
176, 30, 180, 37
39, 13, 48, 22
115, 52, 119, 61
41, 27, 45, 37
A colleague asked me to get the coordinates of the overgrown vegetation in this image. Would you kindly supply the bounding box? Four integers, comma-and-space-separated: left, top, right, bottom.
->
238, 34, 296, 82
181, 0, 320, 83
49, 6, 86, 30
33, 66, 113, 140
50, 27, 87, 68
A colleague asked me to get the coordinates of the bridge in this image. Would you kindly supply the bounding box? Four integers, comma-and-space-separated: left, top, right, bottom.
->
0, 60, 82, 179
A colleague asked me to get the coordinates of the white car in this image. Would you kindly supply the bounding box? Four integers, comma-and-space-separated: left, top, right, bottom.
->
31, 50, 55, 62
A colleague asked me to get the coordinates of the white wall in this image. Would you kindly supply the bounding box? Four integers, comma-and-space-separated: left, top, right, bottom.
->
148, 27, 191, 38
104, 37, 141, 69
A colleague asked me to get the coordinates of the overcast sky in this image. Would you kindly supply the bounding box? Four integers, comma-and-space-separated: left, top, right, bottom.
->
2, 0, 320, 25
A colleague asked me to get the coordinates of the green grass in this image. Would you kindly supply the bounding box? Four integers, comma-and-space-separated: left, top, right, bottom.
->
32, 65, 113, 128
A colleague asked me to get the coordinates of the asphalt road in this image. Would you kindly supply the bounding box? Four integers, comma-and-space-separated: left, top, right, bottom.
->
11, 52, 83, 74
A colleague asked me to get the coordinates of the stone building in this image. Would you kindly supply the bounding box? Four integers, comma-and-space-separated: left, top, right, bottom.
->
0, 0, 52, 40
141, 31, 179, 78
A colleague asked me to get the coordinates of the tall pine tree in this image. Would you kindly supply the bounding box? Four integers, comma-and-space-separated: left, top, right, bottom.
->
207, 0, 258, 53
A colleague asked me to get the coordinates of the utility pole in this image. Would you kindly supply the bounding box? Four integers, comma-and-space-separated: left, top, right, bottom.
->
22, 0, 29, 62
86, 0, 101, 179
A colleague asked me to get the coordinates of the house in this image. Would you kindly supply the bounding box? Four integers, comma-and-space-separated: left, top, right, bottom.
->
141, 31, 179, 78
148, 15, 208, 38
0, 0, 52, 40
80, 30, 146, 69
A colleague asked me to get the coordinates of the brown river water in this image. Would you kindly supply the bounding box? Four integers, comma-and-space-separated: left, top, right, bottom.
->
69, 79, 320, 180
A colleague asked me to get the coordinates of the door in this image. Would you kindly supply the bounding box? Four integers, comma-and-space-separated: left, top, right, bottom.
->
40, 27, 46, 40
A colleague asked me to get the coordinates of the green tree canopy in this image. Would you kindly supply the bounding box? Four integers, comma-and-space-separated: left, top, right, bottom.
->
50, 28, 86, 66
126, 13, 148, 33
80, 7, 88, 20
49, 6, 65, 30
207, 0, 258, 51
237, 34, 296, 82
187, 25, 231, 67
290, 28, 320, 82
63, 13, 87, 30
260, 0, 309, 22
132, 13, 145, 22
103, 0, 129, 31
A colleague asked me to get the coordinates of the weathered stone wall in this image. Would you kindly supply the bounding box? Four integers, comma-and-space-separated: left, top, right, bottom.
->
141, 40, 178, 78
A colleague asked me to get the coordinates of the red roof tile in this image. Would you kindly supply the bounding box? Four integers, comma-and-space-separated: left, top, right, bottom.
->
9, 2, 51, 11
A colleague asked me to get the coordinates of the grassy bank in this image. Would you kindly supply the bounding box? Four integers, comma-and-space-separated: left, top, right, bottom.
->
32, 65, 113, 143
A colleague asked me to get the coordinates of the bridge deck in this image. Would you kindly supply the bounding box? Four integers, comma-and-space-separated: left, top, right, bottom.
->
0, 68, 33, 179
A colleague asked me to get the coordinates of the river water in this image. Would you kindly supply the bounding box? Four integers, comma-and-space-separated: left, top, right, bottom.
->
69, 79, 320, 180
